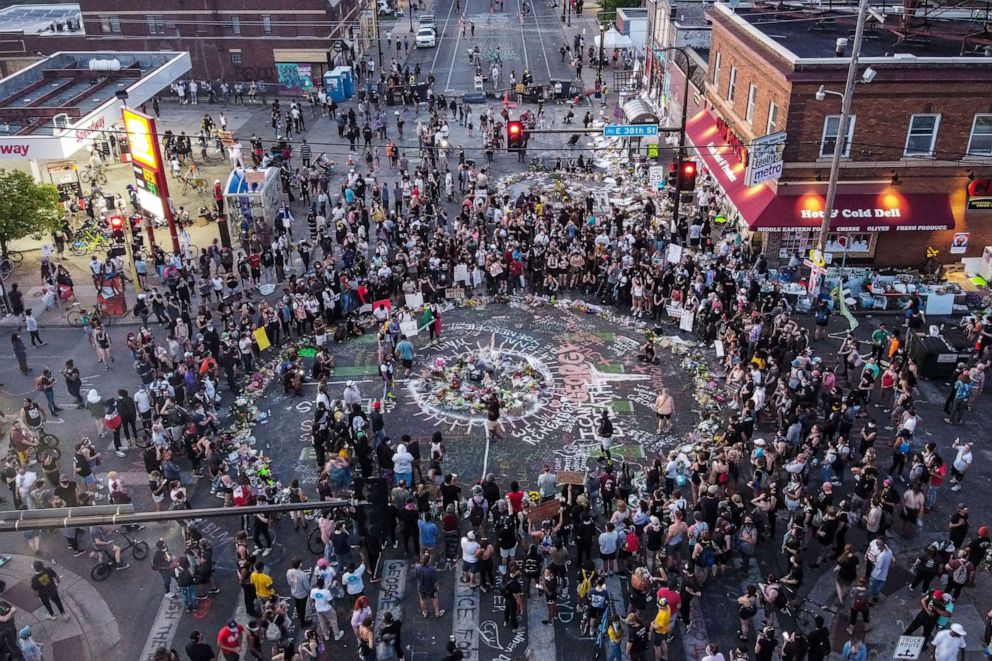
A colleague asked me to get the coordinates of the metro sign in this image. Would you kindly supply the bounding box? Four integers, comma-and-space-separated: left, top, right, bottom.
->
967, 178, 992, 210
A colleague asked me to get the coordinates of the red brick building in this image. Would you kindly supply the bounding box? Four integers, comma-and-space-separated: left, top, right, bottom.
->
0, 0, 363, 87
687, 3, 992, 266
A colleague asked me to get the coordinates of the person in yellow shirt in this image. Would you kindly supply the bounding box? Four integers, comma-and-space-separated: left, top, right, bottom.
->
652, 598, 672, 661
250, 561, 275, 603
607, 613, 624, 661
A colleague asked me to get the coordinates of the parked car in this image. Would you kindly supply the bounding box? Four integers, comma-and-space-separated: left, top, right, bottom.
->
415, 27, 437, 47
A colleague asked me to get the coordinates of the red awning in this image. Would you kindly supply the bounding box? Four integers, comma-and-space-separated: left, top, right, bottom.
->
753, 190, 956, 232
685, 109, 776, 225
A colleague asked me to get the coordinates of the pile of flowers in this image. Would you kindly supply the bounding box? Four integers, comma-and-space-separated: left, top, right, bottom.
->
418, 350, 551, 417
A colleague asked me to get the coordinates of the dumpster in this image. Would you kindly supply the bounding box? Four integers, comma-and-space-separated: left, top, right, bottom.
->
908, 333, 963, 380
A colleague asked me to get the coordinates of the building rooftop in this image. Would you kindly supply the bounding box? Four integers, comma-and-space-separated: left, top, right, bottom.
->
0, 51, 188, 136
0, 4, 82, 35
733, 5, 992, 60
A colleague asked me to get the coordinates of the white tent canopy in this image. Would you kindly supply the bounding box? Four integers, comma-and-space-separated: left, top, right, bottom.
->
594, 28, 633, 50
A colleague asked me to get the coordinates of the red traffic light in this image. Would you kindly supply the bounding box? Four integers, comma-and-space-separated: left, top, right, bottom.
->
508, 121, 522, 136
109, 215, 125, 230
681, 162, 696, 176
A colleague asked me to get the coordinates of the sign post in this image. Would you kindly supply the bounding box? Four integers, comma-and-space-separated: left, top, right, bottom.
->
648, 165, 665, 190
744, 130, 787, 187
803, 258, 827, 296
122, 108, 180, 253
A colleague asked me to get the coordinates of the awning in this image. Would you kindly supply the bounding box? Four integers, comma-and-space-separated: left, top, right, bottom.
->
595, 29, 633, 50
622, 98, 658, 125
685, 109, 776, 225
685, 109, 956, 233
752, 190, 956, 232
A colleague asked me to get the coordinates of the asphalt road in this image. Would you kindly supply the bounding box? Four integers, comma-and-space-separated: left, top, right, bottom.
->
404, 0, 575, 93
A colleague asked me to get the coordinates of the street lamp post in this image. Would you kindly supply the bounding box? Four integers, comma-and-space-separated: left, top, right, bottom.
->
562, 0, 570, 27
372, 0, 384, 68
597, 24, 606, 83
815, 0, 871, 255
409, 0, 415, 33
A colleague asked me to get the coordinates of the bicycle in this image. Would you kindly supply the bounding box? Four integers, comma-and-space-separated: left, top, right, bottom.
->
782, 595, 831, 628
592, 598, 615, 661
90, 528, 148, 581
69, 227, 112, 256
79, 164, 108, 186
65, 302, 114, 328
0, 257, 14, 280
180, 171, 209, 195
306, 524, 325, 555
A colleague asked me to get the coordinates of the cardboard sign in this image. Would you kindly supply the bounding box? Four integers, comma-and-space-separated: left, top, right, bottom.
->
400, 320, 419, 337
527, 499, 561, 524
453, 264, 469, 283
488, 263, 504, 277
679, 310, 694, 333
372, 298, 391, 311
253, 327, 271, 352
404, 293, 424, 309
666, 304, 683, 319
557, 470, 585, 486
446, 287, 465, 300
714, 339, 725, 358
666, 243, 683, 264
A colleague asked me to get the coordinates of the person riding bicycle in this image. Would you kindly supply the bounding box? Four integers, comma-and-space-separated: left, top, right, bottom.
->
89, 526, 130, 570
9, 422, 39, 466
19, 398, 46, 434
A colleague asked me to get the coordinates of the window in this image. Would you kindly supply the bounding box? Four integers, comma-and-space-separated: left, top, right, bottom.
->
745, 84, 757, 123
967, 114, 992, 157
820, 114, 856, 158
713, 51, 721, 88
767, 101, 779, 135
727, 66, 737, 102
903, 114, 940, 157
230, 50, 243, 64
262, 15, 272, 35
147, 15, 165, 34
99, 15, 121, 33
231, 16, 241, 34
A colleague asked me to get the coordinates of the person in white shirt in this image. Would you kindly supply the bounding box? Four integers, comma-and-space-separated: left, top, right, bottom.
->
931, 624, 967, 661
310, 575, 345, 641
950, 439, 973, 491
460, 531, 480, 588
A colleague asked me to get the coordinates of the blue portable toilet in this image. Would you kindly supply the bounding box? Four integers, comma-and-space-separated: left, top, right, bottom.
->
337, 66, 354, 98
324, 70, 345, 103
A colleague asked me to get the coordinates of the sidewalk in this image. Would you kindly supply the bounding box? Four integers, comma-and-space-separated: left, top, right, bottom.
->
0, 553, 121, 661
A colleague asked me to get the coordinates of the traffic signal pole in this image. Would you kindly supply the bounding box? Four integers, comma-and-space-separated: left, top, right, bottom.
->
668, 47, 692, 231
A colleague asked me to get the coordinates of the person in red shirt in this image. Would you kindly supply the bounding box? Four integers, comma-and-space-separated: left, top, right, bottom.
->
506, 481, 525, 514
217, 620, 244, 660
655, 581, 681, 613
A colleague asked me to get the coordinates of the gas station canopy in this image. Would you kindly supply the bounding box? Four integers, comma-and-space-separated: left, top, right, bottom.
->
0, 50, 190, 162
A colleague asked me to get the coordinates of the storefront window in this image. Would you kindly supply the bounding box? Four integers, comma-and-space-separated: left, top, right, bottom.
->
775, 230, 875, 260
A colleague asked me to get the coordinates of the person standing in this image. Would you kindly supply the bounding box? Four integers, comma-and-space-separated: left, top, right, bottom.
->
37, 369, 61, 415
29, 560, 66, 621
414, 553, 444, 618
503, 563, 523, 630
61, 360, 84, 408
931, 624, 967, 661
23, 310, 44, 347
654, 388, 674, 434
11, 332, 30, 374
869, 540, 893, 602
486, 394, 504, 441
944, 373, 972, 425
395, 335, 415, 378
949, 439, 973, 491
216, 620, 245, 661
286, 557, 312, 628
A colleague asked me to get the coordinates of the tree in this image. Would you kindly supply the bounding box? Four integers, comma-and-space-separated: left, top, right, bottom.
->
0, 169, 63, 256
600, 0, 641, 18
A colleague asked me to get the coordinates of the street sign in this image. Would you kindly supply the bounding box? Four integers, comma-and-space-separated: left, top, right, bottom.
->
648, 165, 665, 190
893, 636, 925, 660
603, 124, 659, 138
803, 259, 827, 274
745, 130, 787, 187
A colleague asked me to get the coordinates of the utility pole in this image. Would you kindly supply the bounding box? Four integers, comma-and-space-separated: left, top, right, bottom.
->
663, 46, 692, 232
371, 0, 384, 68
816, 0, 870, 253
597, 23, 606, 83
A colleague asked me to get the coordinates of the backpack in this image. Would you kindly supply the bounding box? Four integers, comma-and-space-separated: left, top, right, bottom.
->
265, 621, 281, 642
852, 590, 869, 611
952, 561, 969, 585
469, 500, 485, 527
699, 543, 716, 568
625, 531, 640, 554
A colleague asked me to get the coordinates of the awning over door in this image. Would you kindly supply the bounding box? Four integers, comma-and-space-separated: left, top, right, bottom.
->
752, 191, 955, 232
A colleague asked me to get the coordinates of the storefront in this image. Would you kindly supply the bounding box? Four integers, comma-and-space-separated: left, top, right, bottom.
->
272, 50, 330, 94
685, 109, 957, 267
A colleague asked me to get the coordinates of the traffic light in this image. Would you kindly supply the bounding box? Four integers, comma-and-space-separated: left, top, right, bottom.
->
507, 121, 523, 151
666, 164, 678, 190
108, 215, 126, 242
677, 161, 698, 192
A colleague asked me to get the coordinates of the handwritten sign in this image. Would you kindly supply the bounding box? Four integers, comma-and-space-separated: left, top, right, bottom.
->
679, 310, 694, 333
557, 470, 585, 486
400, 320, 419, 337
453, 264, 469, 283
253, 327, 271, 352
446, 287, 465, 300
489, 263, 504, 277
404, 292, 424, 309
666, 304, 683, 319
666, 243, 683, 264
